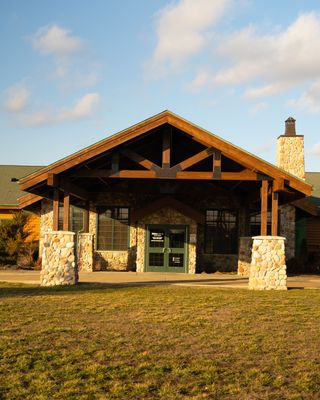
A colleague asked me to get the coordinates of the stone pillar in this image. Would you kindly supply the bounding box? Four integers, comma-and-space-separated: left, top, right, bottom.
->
237, 237, 253, 276
249, 236, 287, 290
41, 231, 78, 286
77, 233, 94, 272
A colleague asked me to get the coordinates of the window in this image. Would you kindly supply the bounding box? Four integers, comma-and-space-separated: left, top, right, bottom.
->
97, 207, 129, 250
205, 209, 238, 254
249, 211, 272, 236
58, 205, 85, 233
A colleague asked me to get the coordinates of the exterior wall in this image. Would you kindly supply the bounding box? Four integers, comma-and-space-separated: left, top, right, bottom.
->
237, 237, 253, 276
249, 236, 287, 290
136, 207, 197, 273
39, 191, 250, 273
41, 231, 77, 286
279, 204, 295, 260
276, 136, 305, 179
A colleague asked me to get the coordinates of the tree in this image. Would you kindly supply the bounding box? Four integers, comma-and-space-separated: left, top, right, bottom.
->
0, 212, 35, 266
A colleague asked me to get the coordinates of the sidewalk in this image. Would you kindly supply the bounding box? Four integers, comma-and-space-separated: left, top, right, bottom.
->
0, 270, 320, 289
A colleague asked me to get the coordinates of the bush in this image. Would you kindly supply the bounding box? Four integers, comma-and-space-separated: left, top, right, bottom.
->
0, 212, 38, 268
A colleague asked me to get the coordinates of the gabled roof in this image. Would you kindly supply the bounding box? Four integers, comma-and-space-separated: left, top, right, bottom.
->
0, 165, 43, 208
19, 110, 312, 196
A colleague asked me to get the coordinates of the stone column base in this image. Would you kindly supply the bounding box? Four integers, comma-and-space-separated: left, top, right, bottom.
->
249, 236, 287, 290
41, 231, 78, 286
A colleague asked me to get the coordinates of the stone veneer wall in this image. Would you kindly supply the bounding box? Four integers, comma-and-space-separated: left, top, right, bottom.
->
279, 204, 295, 260
276, 136, 305, 179
136, 207, 197, 273
39, 199, 53, 256
249, 236, 287, 290
237, 237, 253, 276
41, 231, 78, 286
77, 233, 94, 272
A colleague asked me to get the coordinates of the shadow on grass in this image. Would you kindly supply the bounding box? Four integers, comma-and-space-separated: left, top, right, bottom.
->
0, 277, 250, 298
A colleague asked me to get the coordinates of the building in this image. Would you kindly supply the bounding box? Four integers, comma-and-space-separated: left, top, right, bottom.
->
0, 165, 42, 241
17, 111, 316, 288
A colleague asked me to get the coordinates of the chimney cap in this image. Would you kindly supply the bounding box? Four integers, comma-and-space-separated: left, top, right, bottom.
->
284, 116, 296, 136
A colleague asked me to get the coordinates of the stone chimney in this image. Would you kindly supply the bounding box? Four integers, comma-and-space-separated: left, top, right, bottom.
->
276, 117, 305, 180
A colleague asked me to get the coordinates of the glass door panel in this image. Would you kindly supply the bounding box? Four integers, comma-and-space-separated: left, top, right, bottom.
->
146, 225, 188, 272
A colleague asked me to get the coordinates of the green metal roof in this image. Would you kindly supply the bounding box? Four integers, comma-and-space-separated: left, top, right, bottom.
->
0, 165, 43, 207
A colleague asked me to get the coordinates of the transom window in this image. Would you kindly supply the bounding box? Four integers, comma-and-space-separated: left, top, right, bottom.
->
205, 209, 238, 254
97, 207, 129, 251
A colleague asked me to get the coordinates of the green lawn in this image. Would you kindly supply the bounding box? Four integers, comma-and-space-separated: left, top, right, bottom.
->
0, 283, 319, 399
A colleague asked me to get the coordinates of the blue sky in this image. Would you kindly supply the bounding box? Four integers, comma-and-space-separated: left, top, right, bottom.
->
1, 0, 320, 171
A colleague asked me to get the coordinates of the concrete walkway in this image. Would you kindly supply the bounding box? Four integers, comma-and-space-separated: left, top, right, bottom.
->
0, 270, 320, 289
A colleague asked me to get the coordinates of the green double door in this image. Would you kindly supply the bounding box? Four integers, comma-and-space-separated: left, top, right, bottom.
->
145, 225, 188, 273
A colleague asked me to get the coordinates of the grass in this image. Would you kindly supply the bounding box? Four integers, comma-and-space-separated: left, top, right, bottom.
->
0, 282, 320, 399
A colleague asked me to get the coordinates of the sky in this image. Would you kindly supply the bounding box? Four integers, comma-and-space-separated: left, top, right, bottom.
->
1, 0, 320, 171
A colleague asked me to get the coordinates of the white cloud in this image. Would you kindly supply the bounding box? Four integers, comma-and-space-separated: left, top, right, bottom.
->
21, 93, 101, 127
191, 12, 320, 108
32, 24, 85, 55
289, 81, 320, 112
4, 83, 30, 112
147, 0, 232, 76
30, 24, 100, 88
310, 143, 320, 156
59, 93, 101, 121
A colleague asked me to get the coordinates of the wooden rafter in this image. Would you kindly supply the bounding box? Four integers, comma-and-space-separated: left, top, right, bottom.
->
120, 148, 159, 170
19, 111, 312, 198
171, 147, 214, 171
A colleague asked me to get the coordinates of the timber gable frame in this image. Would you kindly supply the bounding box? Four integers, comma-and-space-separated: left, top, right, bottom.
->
19, 110, 311, 201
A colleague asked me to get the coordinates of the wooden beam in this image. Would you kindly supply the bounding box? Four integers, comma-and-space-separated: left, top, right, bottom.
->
63, 192, 70, 231
213, 150, 221, 179
260, 180, 268, 236
53, 189, 59, 231
121, 148, 159, 170
162, 127, 171, 168
271, 190, 279, 236
173, 147, 214, 171
47, 176, 90, 201
47, 173, 59, 187
273, 178, 285, 192
18, 193, 43, 209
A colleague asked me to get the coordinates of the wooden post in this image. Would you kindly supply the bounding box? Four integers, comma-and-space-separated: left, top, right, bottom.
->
213, 150, 221, 179
162, 127, 171, 168
271, 190, 279, 236
260, 180, 268, 235
83, 202, 90, 233
53, 189, 59, 231
111, 152, 119, 174
63, 192, 70, 231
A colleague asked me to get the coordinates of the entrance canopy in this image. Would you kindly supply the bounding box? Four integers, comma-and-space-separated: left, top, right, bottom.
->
19, 110, 312, 235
